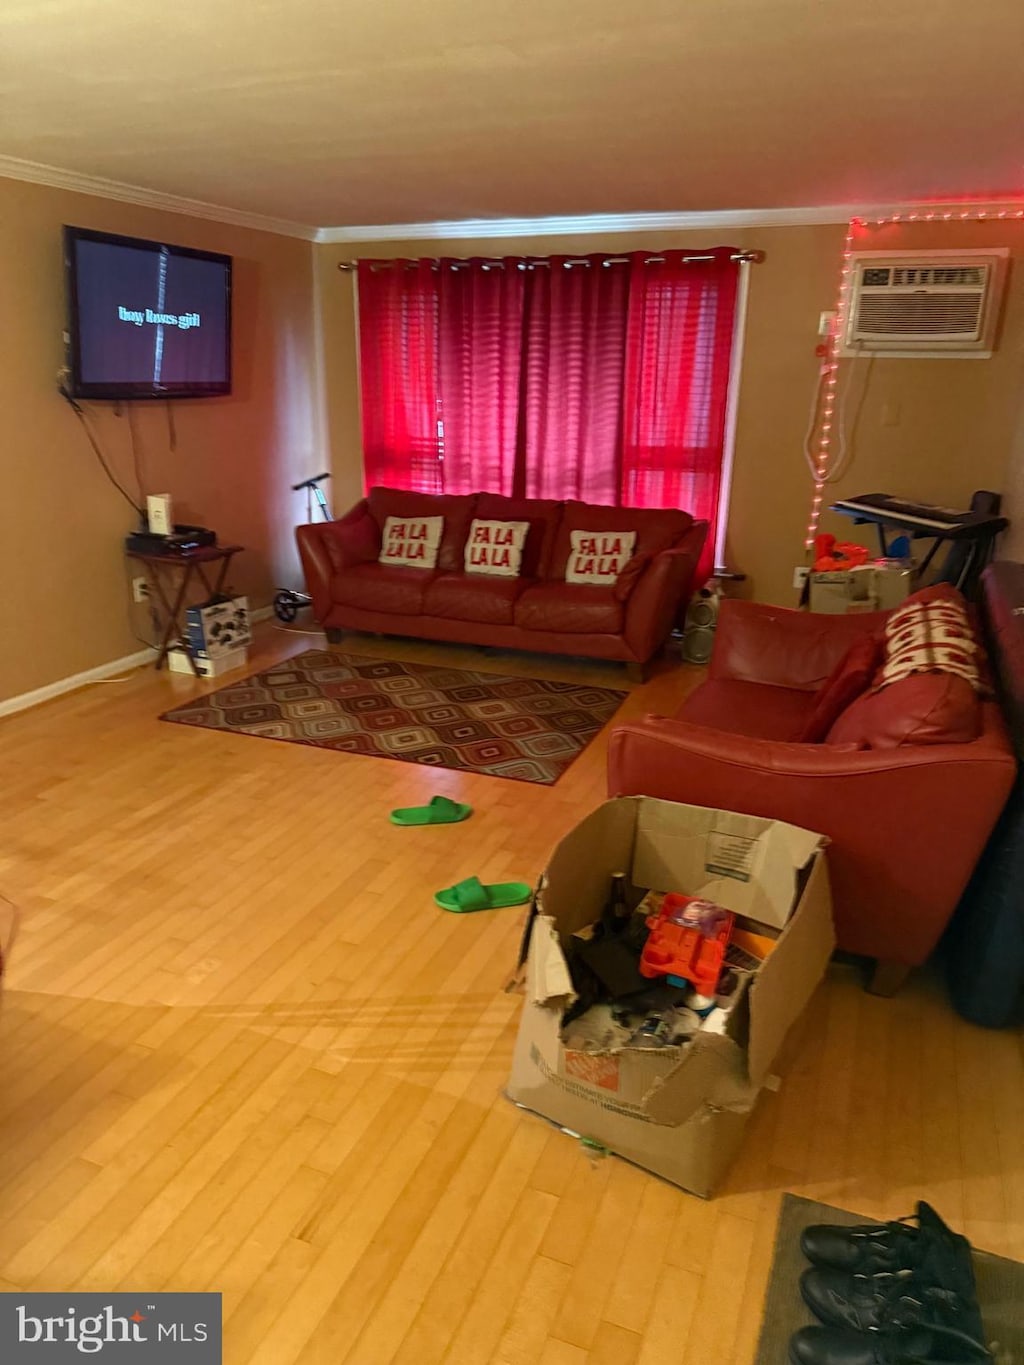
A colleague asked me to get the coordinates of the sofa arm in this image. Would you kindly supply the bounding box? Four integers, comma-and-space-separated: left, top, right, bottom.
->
607, 716, 1016, 964
623, 520, 708, 662
296, 499, 373, 623
710, 599, 890, 691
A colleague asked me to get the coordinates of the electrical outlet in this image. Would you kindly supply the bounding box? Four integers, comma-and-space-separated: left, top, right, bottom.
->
793, 565, 810, 590
131, 576, 150, 603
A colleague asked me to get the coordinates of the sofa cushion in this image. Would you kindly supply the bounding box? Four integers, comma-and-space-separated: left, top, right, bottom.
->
613, 552, 654, 603
331, 563, 437, 615
550, 502, 692, 579
565, 530, 637, 586
677, 679, 816, 741
367, 488, 477, 573
798, 634, 884, 742
378, 515, 444, 569
463, 519, 530, 577
475, 493, 563, 578
323, 510, 381, 572
424, 573, 533, 625
515, 582, 624, 634
827, 671, 981, 748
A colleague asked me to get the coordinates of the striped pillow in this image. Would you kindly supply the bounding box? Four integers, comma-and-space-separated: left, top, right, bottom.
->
879, 587, 981, 692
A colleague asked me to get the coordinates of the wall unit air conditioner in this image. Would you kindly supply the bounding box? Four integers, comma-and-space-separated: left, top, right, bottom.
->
841, 249, 1009, 358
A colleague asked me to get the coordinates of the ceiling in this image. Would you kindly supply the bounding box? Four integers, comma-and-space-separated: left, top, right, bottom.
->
2, 0, 1023, 231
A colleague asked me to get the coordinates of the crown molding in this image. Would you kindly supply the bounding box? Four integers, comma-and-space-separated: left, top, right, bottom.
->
0, 154, 318, 241
3, 156, 1020, 247
315, 200, 1024, 244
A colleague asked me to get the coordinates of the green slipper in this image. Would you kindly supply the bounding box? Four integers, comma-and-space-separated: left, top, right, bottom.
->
434, 876, 533, 914
390, 795, 473, 826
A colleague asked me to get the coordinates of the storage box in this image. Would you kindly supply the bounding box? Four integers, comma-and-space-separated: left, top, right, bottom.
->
185, 596, 251, 660
871, 559, 917, 610
168, 646, 249, 678
809, 562, 915, 614
506, 798, 834, 1197
809, 566, 878, 613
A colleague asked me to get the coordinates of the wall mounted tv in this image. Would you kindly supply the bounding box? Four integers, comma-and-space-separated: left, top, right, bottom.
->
63, 225, 232, 400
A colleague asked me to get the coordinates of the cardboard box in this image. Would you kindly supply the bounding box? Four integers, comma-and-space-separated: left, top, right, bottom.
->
871, 560, 917, 610
507, 798, 834, 1197
809, 567, 878, 613
185, 596, 252, 660
809, 562, 916, 614
168, 646, 249, 678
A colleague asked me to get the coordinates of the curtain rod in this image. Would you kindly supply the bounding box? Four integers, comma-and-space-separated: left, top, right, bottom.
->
336, 250, 765, 272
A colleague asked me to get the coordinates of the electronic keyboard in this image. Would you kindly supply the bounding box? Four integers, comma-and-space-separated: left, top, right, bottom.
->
830, 493, 1007, 540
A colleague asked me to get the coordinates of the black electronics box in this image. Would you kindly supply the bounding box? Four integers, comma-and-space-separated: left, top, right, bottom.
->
126, 525, 217, 555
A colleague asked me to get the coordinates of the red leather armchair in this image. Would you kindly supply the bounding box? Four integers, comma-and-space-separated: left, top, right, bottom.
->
607, 598, 1017, 992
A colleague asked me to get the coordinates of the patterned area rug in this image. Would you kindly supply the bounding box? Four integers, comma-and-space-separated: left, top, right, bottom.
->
160, 649, 628, 785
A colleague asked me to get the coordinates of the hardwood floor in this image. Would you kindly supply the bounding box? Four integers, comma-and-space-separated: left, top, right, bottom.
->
1, 625, 1022, 1364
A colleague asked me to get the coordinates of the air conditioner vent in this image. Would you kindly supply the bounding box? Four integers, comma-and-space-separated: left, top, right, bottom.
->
891, 266, 985, 287
842, 249, 1008, 358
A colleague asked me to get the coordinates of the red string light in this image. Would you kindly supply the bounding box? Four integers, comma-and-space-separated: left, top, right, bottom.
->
804, 217, 860, 547
803, 202, 1024, 549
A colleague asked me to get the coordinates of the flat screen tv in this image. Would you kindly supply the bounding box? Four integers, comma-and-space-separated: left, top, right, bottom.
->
63, 225, 232, 400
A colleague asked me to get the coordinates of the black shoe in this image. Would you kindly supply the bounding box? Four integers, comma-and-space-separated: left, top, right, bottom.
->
801, 1203, 957, 1275
802, 1261, 988, 1337
789, 1324, 991, 1365
801, 1219, 981, 1336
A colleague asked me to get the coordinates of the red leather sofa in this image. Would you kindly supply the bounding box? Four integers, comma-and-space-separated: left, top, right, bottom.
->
607, 589, 1018, 992
296, 487, 707, 677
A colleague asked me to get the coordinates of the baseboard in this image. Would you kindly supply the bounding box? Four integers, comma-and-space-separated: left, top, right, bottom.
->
0, 605, 279, 720
0, 646, 157, 719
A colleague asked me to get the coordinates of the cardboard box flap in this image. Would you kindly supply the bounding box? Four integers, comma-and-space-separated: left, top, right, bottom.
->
539, 799, 638, 939
641, 1032, 757, 1125
527, 916, 577, 1006
631, 800, 826, 931
776, 822, 830, 874
746, 855, 836, 1088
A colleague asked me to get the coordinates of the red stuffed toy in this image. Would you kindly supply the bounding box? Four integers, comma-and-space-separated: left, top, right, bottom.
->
813, 532, 870, 572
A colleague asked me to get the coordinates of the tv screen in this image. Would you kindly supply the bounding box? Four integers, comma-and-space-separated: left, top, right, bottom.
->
63, 226, 232, 400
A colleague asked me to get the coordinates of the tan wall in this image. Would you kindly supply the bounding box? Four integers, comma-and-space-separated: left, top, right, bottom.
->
0, 177, 321, 704
317, 219, 1024, 605
814, 221, 1024, 578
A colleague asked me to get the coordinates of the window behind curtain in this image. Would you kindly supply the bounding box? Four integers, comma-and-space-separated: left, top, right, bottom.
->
437, 258, 526, 496
358, 259, 442, 493
356, 249, 740, 579
517, 255, 630, 504
621, 249, 739, 583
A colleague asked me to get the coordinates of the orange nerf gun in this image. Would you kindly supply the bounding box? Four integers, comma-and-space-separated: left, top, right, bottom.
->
639, 894, 734, 994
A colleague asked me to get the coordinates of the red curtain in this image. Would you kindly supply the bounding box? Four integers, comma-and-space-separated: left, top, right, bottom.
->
437, 259, 525, 495
356, 250, 740, 579
621, 248, 739, 583
358, 259, 441, 492
517, 256, 630, 503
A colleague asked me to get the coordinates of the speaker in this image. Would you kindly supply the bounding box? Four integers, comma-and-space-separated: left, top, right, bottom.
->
682, 582, 723, 664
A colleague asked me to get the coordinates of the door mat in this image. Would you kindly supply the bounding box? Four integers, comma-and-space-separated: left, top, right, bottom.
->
756, 1194, 1023, 1365
160, 649, 627, 785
